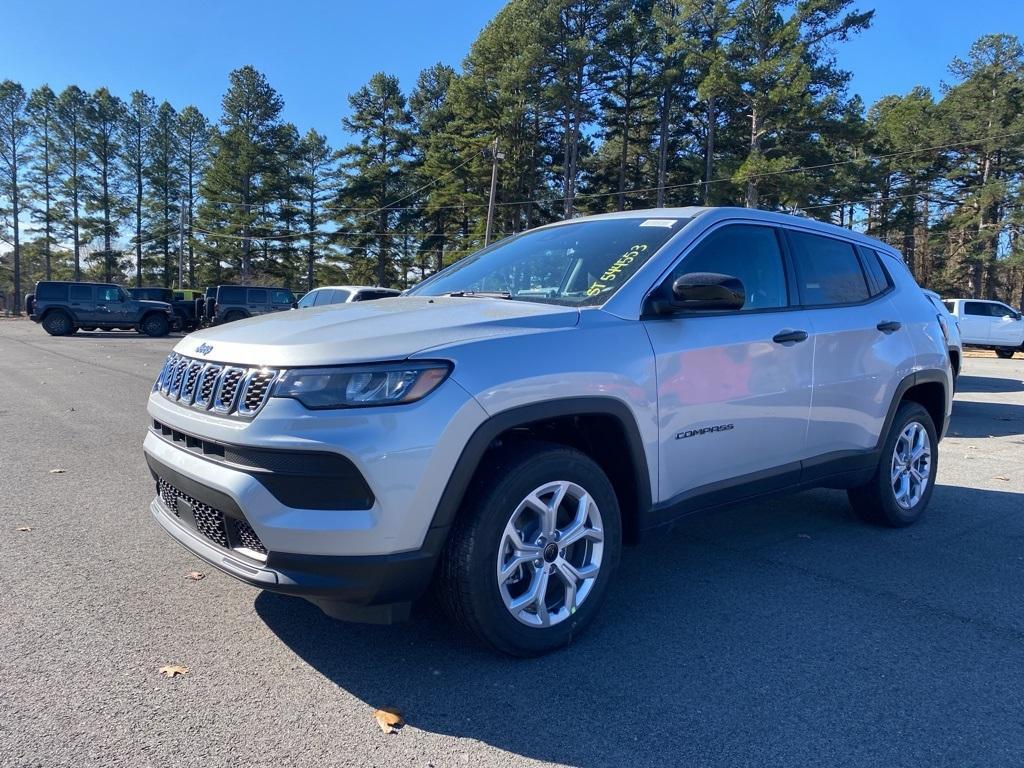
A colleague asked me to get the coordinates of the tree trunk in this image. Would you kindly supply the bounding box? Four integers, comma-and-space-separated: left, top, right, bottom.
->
745, 107, 760, 209
704, 96, 716, 205
656, 84, 671, 208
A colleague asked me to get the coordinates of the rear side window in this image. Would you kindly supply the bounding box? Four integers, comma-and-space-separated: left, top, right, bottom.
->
218, 287, 245, 303
356, 290, 397, 301
857, 247, 892, 296
37, 283, 68, 300
69, 285, 92, 301
963, 302, 989, 316
673, 224, 788, 311
788, 231, 870, 306
270, 289, 293, 304
247, 288, 268, 304
320, 289, 349, 305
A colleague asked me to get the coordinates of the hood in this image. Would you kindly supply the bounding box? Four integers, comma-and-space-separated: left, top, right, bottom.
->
175, 296, 580, 367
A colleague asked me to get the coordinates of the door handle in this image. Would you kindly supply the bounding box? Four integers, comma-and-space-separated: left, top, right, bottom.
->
877, 320, 902, 333
772, 329, 808, 344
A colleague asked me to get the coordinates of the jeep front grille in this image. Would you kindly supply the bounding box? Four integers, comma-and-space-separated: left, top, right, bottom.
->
156, 477, 267, 558
154, 353, 280, 418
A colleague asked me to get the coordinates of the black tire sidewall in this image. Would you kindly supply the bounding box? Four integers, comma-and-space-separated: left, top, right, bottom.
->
43, 311, 71, 336
142, 314, 169, 337
874, 402, 939, 526
452, 443, 622, 656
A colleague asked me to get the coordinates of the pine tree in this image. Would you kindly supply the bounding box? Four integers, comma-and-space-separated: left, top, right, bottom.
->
176, 106, 213, 288
54, 86, 90, 280
25, 85, 59, 280
146, 101, 181, 286
727, 0, 872, 208
121, 91, 155, 286
295, 128, 334, 291
196, 66, 285, 282
84, 87, 126, 282
334, 72, 413, 286
0, 80, 31, 313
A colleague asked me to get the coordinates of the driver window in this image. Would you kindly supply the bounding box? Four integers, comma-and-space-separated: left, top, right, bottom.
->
671, 225, 788, 310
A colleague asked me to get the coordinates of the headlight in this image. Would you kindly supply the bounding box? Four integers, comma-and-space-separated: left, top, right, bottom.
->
271, 361, 452, 409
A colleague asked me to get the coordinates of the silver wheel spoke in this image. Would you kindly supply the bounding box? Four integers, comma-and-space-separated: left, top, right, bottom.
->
554, 561, 578, 614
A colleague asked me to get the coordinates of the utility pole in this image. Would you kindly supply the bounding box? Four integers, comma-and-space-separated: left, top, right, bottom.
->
177, 194, 185, 289
484, 137, 504, 246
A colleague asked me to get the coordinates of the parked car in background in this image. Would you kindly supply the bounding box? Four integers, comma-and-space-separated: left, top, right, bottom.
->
27, 281, 173, 337
206, 285, 297, 325
128, 287, 201, 333
295, 285, 401, 308
923, 290, 962, 385
144, 207, 952, 656
943, 298, 1024, 358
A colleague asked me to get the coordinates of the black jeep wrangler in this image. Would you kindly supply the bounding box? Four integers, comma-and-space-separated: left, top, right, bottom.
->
26, 281, 174, 337
205, 285, 297, 325
128, 287, 200, 333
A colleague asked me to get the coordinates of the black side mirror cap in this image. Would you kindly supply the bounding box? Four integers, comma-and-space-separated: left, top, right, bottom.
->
651, 272, 745, 314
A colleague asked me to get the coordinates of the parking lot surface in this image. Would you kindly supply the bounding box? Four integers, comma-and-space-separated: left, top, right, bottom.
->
2, 318, 1023, 768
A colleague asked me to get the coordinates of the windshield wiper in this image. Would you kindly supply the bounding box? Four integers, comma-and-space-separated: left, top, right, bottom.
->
442, 290, 513, 299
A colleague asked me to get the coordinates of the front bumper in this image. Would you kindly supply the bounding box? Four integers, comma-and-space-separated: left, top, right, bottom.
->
148, 451, 445, 622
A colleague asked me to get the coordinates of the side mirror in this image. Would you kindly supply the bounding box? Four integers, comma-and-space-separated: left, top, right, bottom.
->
653, 272, 745, 314
291, 301, 298, 309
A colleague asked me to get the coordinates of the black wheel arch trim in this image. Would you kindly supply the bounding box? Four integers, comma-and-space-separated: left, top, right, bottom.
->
877, 368, 949, 448
428, 397, 653, 535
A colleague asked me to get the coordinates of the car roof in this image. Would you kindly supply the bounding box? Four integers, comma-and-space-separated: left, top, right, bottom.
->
537, 206, 902, 259
308, 285, 398, 292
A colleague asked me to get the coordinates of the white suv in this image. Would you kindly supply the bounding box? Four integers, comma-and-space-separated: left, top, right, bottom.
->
943, 298, 1024, 359
144, 207, 952, 656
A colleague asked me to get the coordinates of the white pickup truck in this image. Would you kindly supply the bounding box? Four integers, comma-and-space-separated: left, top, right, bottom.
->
943, 298, 1024, 359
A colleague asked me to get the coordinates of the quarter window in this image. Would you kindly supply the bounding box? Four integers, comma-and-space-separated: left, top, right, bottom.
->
671, 224, 788, 311
788, 231, 870, 306
858, 247, 892, 296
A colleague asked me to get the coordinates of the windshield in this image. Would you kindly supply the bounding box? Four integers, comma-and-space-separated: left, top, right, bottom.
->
408, 217, 691, 306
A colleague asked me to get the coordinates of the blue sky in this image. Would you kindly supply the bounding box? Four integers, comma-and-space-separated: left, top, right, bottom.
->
2, 0, 1023, 147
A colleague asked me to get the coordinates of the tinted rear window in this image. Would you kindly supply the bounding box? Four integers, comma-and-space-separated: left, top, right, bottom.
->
788, 231, 870, 306
37, 283, 68, 300
964, 302, 989, 316
69, 285, 92, 301
248, 288, 268, 304
219, 286, 245, 303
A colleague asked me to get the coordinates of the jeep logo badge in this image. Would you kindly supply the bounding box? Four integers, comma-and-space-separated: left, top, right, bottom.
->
195, 343, 214, 356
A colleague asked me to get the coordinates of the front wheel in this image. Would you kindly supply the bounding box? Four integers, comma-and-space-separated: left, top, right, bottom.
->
140, 313, 170, 337
438, 441, 622, 656
848, 402, 938, 527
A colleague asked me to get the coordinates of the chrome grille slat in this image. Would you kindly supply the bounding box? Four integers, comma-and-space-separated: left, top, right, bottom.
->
152, 353, 281, 418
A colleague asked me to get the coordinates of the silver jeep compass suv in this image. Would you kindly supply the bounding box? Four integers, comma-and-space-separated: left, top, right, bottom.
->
144, 207, 952, 656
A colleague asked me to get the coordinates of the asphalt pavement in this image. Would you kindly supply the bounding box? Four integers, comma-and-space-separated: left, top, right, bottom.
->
2, 317, 1023, 768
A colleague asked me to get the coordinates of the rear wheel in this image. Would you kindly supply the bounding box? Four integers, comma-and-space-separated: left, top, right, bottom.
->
42, 311, 73, 336
140, 313, 170, 337
438, 442, 621, 656
224, 310, 246, 323
848, 401, 937, 527
996, 348, 1016, 359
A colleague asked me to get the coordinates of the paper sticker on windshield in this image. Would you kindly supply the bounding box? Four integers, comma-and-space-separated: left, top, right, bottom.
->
640, 219, 677, 228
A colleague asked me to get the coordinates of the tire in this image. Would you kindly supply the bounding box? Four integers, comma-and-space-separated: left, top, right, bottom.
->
437, 441, 622, 656
996, 348, 1015, 359
140, 313, 170, 337
848, 401, 938, 527
224, 310, 246, 323
42, 311, 73, 336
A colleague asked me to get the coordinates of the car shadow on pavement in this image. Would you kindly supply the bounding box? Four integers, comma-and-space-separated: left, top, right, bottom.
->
949, 399, 1024, 438
955, 374, 1024, 394
256, 483, 1024, 767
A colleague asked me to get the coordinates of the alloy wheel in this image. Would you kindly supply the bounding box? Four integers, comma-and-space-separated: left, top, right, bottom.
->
890, 421, 931, 509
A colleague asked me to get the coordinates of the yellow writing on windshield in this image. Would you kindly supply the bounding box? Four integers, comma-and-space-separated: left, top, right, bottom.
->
586, 244, 648, 297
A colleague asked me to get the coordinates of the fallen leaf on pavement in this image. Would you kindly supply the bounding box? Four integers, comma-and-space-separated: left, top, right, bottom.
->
16, 526, 32, 532
48, 468, 66, 474
159, 665, 189, 678
185, 571, 205, 581
994, 476, 1010, 482
373, 707, 404, 734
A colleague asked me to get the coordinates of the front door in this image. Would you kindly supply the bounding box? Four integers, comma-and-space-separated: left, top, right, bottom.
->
95, 285, 129, 326
643, 222, 814, 503
988, 302, 1024, 346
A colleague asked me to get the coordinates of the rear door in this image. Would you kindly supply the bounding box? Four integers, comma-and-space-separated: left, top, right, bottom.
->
68, 284, 95, 323
643, 222, 814, 500
959, 301, 991, 345
786, 230, 915, 461
246, 288, 269, 315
